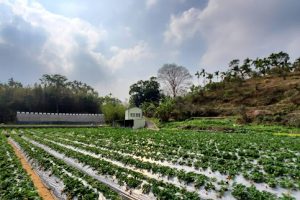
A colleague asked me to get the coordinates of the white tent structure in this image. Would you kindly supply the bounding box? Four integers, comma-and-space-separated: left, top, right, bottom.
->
16, 112, 105, 124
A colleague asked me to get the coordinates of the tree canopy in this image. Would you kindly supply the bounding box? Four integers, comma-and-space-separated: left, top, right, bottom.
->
129, 77, 161, 107
100, 95, 125, 124
0, 74, 101, 122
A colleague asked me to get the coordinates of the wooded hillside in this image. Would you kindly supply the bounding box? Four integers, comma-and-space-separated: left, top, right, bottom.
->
171, 72, 300, 126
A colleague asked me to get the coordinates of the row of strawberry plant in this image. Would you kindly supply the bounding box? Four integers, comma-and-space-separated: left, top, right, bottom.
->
33, 133, 218, 192
0, 132, 41, 199
11, 134, 121, 200
26, 130, 298, 200
46, 128, 257, 167
56, 130, 300, 190
232, 184, 295, 200
42, 128, 299, 190
24, 133, 202, 200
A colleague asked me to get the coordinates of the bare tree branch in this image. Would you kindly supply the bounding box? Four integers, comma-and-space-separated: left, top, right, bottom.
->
157, 64, 192, 97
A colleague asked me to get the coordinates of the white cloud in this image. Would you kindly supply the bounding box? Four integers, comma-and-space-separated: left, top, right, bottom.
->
2, 0, 107, 74
0, 36, 5, 44
2, 0, 299, 100
164, 0, 300, 69
123, 26, 132, 38
108, 41, 152, 70
164, 8, 201, 45
146, 0, 158, 9
2, 0, 154, 72
0, 0, 155, 100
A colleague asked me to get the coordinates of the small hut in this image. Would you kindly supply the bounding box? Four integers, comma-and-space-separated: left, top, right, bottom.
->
125, 107, 145, 129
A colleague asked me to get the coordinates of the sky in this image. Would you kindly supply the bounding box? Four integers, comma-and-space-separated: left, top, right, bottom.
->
0, 0, 300, 101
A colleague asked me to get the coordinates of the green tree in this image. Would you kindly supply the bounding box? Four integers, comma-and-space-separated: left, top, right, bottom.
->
206, 73, 214, 84
240, 58, 252, 79
195, 71, 201, 85
70, 80, 98, 96
229, 59, 240, 78
155, 97, 174, 122
214, 71, 220, 82
199, 68, 206, 86
0, 74, 101, 123
8, 78, 23, 88
40, 74, 68, 88
293, 58, 300, 72
268, 52, 291, 79
40, 74, 69, 113
220, 71, 227, 81
101, 95, 125, 124
253, 58, 270, 76
190, 85, 202, 94
141, 102, 157, 118
129, 77, 161, 107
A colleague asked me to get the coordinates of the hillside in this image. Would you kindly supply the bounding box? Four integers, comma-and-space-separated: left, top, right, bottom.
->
179, 72, 300, 126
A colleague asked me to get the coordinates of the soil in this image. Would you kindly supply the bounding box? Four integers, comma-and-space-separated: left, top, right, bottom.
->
145, 119, 160, 131
8, 141, 56, 200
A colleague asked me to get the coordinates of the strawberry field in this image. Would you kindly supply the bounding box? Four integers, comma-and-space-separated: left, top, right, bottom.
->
0, 133, 40, 199
1, 120, 300, 200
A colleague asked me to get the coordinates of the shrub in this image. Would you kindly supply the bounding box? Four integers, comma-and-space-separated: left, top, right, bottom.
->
141, 102, 157, 118
237, 105, 252, 124
101, 102, 125, 124
205, 82, 224, 91
155, 98, 174, 122
284, 113, 300, 127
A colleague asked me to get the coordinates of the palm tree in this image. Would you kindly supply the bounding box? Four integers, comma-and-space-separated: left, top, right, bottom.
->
214, 71, 220, 82
206, 73, 214, 84
229, 59, 240, 78
195, 71, 201, 86
199, 68, 206, 86
220, 71, 227, 81
240, 58, 252, 79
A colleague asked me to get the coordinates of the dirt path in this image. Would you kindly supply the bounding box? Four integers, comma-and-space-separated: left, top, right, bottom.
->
145, 119, 159, 131
8, 141, 56, 200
